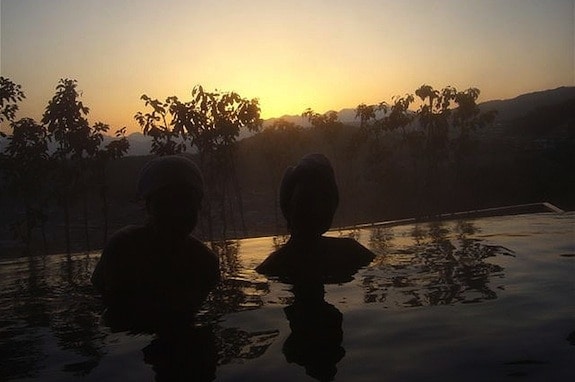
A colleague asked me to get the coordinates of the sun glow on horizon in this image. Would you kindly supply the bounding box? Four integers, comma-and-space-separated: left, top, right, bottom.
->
1, 0, 572, 135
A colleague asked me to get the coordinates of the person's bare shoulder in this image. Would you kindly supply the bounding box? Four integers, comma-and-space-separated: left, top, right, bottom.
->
255, 246, 289, 276
91, 225, 148, 293
105, 225, 149, 254
322, 236, 375, 266
181, 236, 220, 272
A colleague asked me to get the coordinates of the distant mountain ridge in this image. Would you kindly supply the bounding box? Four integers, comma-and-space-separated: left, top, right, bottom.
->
479, 86, 575, 121
2, 86, 573, 156
263, 108, 359, 128
82, 85, 575, 156
265, 86, 575, 126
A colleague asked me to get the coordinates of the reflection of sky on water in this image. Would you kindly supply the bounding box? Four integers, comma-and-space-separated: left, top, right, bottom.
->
0, 212, 573, 381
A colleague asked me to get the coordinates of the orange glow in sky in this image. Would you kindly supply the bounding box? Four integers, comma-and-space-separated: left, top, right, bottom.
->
1, 0, 573, 134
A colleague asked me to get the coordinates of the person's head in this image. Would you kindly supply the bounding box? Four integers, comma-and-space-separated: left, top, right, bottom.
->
280, 154, 339, 241
138, 155, 204, 238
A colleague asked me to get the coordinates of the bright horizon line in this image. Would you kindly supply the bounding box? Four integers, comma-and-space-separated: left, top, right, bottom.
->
1, 83, 571, 136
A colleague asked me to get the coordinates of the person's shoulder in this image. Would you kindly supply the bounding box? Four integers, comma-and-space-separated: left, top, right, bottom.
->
255, 246, 290, 275
322, 236, 375, 263
92, 225, 148, 293
106, 225, 148, 245
101, 225, 148, 255
321, 236, 354, 248
182, 236, 219, 265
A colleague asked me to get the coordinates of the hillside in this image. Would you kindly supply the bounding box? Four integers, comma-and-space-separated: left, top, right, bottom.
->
110, 86, 575, 156
479, 86, 575, 122
1, 86, 574, 256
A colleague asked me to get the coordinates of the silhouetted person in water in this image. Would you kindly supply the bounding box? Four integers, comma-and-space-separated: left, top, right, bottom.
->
256, 153, 374, 381
256, 153, 374, 283
91, 155, 220, 330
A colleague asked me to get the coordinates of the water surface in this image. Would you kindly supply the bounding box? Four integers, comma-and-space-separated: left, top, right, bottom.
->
1, 212, 573, 381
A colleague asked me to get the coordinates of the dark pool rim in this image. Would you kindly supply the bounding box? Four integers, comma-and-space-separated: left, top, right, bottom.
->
338, 201, 565, 231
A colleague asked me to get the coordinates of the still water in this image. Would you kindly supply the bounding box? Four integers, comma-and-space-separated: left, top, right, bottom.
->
1, 212, 573, 381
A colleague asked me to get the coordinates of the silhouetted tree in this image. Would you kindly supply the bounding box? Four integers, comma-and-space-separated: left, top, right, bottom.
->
135, 95, 187, 155
414, 85, 454, 169
356, 94, 416, 170
96, 126, 130, 242
449, 87, 497, 182
415, 85, 496, 210
41, 79, 90, 253
259, 119, 304, 232
136, 85, 262, 239
302, 108, 343, 160
354, 85, 496, 217
414, 85, 495, 167
78, 122, 130, 246
1, 118, 50, 249
41, 79, 121, 252
0, 76, 25, 130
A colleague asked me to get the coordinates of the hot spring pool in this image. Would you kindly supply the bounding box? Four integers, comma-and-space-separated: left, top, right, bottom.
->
1, 212, 573, 381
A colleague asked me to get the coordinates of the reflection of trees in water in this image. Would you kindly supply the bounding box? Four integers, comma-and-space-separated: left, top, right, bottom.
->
0, 253, 105, 379
203, 241, 279, 365
0, 255, 49, 380
1, 242, 280, 380
207, 241, 270, 315
143, 325, 218, 382
272, 235, 289, 250
338, 228, 361, 241
217, 328, 279, 365
363, 220, 514, 307
51, 254, 106, 376
0, 323, 45, 380
368, 226, 393, 256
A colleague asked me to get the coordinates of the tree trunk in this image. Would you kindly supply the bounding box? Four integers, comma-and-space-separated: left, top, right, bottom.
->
83, 191, 90, 251
228, 148, 247, 236
102, 184, 109, 245
64, 196, 71, 255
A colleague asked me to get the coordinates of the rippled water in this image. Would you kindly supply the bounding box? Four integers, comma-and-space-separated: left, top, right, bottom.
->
0, 212, 573, 381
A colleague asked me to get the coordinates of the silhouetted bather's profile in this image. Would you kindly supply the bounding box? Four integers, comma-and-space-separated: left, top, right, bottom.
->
256, 153, 374, 283
91, 155, 220, 325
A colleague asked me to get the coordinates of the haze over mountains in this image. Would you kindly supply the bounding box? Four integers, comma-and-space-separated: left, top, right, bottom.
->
6, 87, 571, 157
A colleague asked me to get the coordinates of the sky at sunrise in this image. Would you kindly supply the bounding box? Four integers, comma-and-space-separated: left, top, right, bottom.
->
1, 0, 574, 134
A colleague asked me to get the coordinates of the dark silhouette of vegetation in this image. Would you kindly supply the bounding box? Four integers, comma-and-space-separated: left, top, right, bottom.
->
0, 76, 25, 128
2, 118, 50, 249
41, 79, 131, 253
1, 77, 129, 254
1, 78, 573, 255
41, 78, 92, 253
355, 85, 497, 215
258, 119, 304, 232
135, 86, 262, 239
93, 125, 130, 242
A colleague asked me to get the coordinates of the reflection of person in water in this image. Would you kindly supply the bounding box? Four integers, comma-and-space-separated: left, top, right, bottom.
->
283, 281, 345, 382
143, 324, 217, 382
256, 153, 374, 283
91, 155, 220, 329
257, 153, 374, 381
